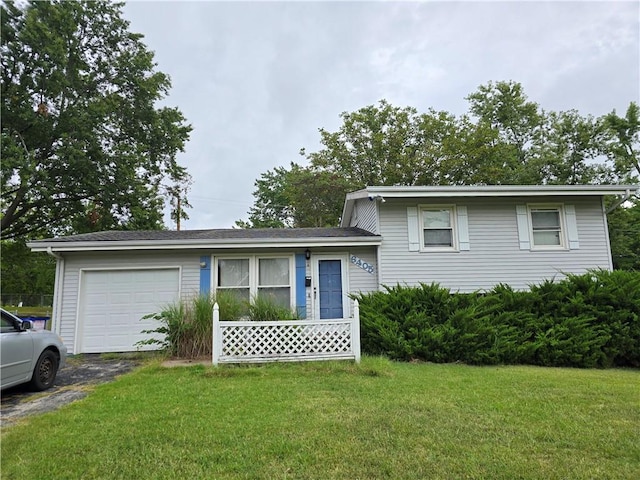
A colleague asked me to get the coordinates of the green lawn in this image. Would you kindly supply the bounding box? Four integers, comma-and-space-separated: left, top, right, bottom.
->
2, 358, 638, 480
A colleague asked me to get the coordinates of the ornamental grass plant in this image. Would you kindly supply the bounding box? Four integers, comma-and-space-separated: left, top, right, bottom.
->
139, 292, 298, 358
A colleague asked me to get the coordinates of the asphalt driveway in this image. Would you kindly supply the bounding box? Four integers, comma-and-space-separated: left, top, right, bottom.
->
1, 354, 141, 427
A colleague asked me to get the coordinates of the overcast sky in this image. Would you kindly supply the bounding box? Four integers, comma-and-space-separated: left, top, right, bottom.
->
121, 0, 640, 230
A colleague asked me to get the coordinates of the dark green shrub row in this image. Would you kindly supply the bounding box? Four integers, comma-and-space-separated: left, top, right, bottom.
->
354, 270, 640, 368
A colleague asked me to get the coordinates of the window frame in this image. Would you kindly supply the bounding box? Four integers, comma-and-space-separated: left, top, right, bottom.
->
527, 204, 567, 250
213, 254, 295, 308
418, 204, 458, 252
215, 257, 251, 303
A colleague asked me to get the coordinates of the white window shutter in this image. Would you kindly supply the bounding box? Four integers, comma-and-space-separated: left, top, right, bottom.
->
457, 206, 470, 251
565, 204, 580, 249
515, 205, 531, 250
407, 207, 420, 251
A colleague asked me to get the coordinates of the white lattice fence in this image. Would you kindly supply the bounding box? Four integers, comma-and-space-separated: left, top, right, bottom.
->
212, 301, 361, 365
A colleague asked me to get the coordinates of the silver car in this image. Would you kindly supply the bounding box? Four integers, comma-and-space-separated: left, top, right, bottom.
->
1, 308, 67, 391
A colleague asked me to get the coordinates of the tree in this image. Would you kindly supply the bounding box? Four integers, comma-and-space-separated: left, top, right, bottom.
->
236, 165, 296, 228
166, 179, 193, 231
236, 163, 350, 228
240, 81, 636, 241
607, 198, 640, 271
0, 239, 56, 304
603, 102, 640, 181
535, 110, 603, 185
466, 80, 544, 166
285, 166, 351, 227
1, 1, 192, 240
305, 100, 461, 188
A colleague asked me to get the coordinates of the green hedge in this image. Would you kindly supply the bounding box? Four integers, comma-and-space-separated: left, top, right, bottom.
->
354, 270, 640, 368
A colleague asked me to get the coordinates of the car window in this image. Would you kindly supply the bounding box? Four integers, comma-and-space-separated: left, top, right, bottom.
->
1, 311, 18, 333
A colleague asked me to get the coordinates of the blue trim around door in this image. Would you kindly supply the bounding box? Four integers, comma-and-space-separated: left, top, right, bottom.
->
295, 254, 307, 318
199, 256, 211, 294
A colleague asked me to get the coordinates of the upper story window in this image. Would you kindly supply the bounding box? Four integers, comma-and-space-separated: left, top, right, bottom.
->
420, 206, 457, 251
422, 208, 453, 247
530, 207, 563, 247
516, 203, 579, 251
407, 205, 469, 252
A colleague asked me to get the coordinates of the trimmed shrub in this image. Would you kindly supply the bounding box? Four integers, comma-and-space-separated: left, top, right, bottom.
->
355, 270, 640, 368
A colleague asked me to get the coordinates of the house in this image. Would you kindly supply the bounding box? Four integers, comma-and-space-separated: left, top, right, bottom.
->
29, 184, 637, 354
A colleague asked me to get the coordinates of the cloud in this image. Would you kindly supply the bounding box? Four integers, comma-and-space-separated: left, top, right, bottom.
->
122, 0, 639, 230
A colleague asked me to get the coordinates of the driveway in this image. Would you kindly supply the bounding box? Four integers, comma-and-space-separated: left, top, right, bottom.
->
1, 354, 141, 427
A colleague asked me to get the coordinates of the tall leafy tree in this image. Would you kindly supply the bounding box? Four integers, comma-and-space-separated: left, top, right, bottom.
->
466, 80, 543, 160
305, 100, 461, 188
236, 165, 296, 228
1, 1, 192, 240
603, 102, 640, 181
535, 110, 603, 185
285, 167, 351, 227
0, 239, 56, 304
236, 164, 350, 228
607, 198, 640, 271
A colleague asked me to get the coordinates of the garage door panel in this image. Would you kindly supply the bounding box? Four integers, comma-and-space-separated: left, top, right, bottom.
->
135, 292, 154, 303
109, 313, 131, 327
111, 293, 133, 307
86, 292, 108, 305
79, 269, 179, 353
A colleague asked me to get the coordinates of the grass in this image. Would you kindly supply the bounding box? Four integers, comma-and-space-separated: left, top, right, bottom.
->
0, 306, 51, 317
1, 358, 638, 480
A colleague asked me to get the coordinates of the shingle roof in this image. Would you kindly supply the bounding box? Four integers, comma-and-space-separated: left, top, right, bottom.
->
31, 227, 379, 244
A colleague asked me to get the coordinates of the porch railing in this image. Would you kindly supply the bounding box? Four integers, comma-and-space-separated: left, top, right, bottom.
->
212, 300, 361, 365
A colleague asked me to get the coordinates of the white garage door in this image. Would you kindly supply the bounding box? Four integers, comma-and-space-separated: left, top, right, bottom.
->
78, 269, 180, 353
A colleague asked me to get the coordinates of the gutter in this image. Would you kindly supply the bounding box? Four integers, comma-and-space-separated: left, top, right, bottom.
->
606, 188, 638, 214
30, 236, 383, 253
46, 247, 64, 336
362, 185, 640, 197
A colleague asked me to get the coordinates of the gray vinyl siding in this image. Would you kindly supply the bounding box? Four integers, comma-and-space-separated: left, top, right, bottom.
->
55, 251, 201, 353
349, 199, 379, 234
378, 197, 612, 292
347, 247, 379, 296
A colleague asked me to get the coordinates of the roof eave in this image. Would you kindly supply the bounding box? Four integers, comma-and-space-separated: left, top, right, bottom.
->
28, 236, 382, 253
362, 185, 639, 198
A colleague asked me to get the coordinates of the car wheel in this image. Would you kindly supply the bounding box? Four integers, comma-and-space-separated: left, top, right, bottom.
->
29, 350, 59, 391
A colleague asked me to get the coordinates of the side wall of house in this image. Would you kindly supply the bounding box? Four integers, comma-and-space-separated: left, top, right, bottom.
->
348, 198, 379, 234
346, 246, 379, 312
378, 196, 612, 292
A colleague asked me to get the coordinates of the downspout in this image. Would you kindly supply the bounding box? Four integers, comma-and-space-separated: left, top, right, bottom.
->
376, 243, 383, 291
375, 199, 383, 291
601, 198, 614, 271
606, 188, 635, 214
46, 247, 64, 336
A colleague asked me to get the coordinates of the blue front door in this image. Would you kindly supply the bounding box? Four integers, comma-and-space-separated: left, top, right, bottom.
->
318, 260, 343, 319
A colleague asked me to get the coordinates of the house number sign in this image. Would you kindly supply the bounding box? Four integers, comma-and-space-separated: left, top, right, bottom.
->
350, 255, 375, 274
